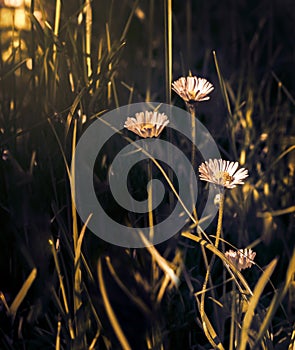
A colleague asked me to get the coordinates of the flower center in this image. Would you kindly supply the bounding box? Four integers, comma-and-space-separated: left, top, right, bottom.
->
188, 90, 199, 100
140, 123, 154, 130
216, 171, 234, 186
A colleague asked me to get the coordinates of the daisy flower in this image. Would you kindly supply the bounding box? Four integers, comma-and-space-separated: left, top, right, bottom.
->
172, 76, 214, 103
198, 159, 249, 189
225, 249, 256, 271
124, 111, 169, 138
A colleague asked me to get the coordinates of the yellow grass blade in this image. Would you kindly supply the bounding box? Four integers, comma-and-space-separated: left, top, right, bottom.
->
97, 258, 131, 350
74, 214, 93, 312
84, 0, 92, 78
253, 249, 295, 348
120, 0, 139, 42
181, 231, 253, 296
9, 268, 37, 321
71, 118, 78, 248
49, 239, 75, 339
53, 0, 61, 64
196, 296, 225, 350
140, 232, 179, 286
0, 292, 9, 313
105, 256, 151, 315
55, 319, 61, 350
89, 329, 100, 350
164, 0, 172, 104
239, 258, 278, 350
213, 51, 233, 120
257, 206, 295, 218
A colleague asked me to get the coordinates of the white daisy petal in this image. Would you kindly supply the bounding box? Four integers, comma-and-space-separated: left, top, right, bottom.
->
124, 111, 169, 138
227, 161, 239, 176
172, 76, 214, 103
225, 248, 256, 271
198, 159, 249, 189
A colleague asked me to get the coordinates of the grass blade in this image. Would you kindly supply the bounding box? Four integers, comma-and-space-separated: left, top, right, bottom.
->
181, 231, 253, 296
253, 249, 295, 348
9, 268, 37, 321
74, 213, 93, 312
239, 258, 278, 350
97, 258, 131, 350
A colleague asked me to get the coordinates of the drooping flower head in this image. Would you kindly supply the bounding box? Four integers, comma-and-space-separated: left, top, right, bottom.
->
225, 249, 256, 271
172, 76, 214, 103
124, 111, 169, 138
198, 159, 249, 189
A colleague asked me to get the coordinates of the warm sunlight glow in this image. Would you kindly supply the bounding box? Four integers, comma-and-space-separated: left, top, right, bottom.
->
4, 0, 24, 7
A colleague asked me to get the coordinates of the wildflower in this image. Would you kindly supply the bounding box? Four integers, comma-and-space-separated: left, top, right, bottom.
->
124, 111, 169, 138
225, 249, 256, 271
172, 76, 214, 103
198, 159, 249, 189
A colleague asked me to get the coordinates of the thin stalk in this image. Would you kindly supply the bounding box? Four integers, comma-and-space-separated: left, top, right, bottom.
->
55, 319, 61, 350
186, 102, 198, 222
147, 159, 154, 241
52, 0, 61, 101
147, 158, 157, 306
29, 0, 36, 94
49, 240, 75, 339
98, 259, 131, 350
84, 0, 92, 79
215, 193, 225, 248
164, 0, 174, 216
229, 281, 236, 350
187, 103, 214, 319
199, 192, 225, 345
146, 0, 154, 102
71, 118, 78, 249
186, 0, 192, 68
164, 0, 172, 104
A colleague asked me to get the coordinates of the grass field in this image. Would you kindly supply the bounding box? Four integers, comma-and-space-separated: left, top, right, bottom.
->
0, 0, 294, 349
